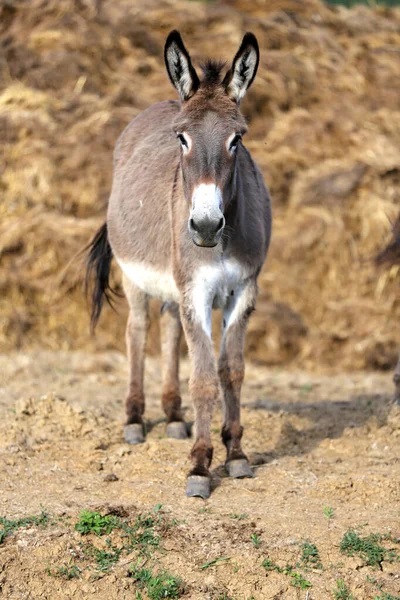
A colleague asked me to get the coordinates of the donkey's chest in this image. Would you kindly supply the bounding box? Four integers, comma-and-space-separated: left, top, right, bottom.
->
192, 259, 248, 310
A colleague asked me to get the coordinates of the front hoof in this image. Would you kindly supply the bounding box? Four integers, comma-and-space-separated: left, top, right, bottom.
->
166, 421, 188, 439
186, 475, 211, 499
124, 423, 145, 445
228, 459, 254, 479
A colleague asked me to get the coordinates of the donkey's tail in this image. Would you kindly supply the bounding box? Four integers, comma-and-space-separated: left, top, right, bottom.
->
85, 222, 120, 332
376, 211, 400, 266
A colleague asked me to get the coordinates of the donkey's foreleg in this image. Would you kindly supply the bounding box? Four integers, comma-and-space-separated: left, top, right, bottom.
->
181, 305, 219, 498
123, 276, 149, 444
218, 282, 257, 479
160, 302, 187, 438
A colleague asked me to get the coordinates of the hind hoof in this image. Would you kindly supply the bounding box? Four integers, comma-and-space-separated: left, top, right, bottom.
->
166, 421, 188, 439
186, 475, 211, 499
124, 423, 145, 445
228, 459, 254, 479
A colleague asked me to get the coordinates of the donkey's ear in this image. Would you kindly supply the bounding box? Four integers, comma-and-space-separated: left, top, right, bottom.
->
223, 33, 259, 103
164, 30, 200, 102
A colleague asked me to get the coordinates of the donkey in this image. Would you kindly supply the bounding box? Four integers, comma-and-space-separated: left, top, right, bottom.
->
377, 212, 400, 404
86, 31, 272, 498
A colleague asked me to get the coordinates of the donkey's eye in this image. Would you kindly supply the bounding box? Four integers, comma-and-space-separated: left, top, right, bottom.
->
177, 133, 189, 149
229, 134, 242, 152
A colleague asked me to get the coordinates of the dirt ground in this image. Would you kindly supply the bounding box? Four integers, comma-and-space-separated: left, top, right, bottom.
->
1, 351, 399, 599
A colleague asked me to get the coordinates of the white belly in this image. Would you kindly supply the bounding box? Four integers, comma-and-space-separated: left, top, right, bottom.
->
116, 259, 180, 302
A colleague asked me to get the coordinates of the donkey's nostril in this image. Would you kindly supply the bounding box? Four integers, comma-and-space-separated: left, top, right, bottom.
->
190, 218, 200, 232
217, 218, 224, 231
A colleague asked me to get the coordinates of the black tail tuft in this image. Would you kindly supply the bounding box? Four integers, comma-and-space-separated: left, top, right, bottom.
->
85, 222, 121, 332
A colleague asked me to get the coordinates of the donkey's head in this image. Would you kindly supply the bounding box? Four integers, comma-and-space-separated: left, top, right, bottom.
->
165, 31, 259, 247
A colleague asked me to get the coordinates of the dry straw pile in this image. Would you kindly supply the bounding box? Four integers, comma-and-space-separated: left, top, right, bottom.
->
1, 0, 399, 370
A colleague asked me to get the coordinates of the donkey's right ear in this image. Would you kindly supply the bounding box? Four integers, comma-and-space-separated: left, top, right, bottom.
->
164, 31, 200, 102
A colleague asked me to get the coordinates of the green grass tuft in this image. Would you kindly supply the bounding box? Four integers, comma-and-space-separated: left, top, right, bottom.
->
130, 566, 182, 599
300, 541, 323, 569
333, 579, 354, 600
262, 557, 312, 589
340, 529, 399, 568
48, 564, 81, 580
74, 510, 121, 536
85, 539, 123, 572
251, 533, 261, 549
290, 571, 312, 589
0, 509, 49, 544
324, 506, 335, 519
368, 576, 400, 600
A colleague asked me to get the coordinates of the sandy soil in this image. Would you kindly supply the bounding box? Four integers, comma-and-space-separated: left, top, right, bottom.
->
0, 351, 399, 599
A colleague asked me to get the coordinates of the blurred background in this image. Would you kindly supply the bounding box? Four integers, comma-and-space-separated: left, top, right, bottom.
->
1, 0, 399, 372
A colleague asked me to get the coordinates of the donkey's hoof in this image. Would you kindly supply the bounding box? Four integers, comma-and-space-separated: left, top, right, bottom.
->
186, 475, 211, 499
228, 459, 254, 479
124, 424, 145, 445
166, 421, 188, 440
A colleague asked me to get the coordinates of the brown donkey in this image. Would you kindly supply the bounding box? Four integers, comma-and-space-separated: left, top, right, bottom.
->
86, 31, 272, 498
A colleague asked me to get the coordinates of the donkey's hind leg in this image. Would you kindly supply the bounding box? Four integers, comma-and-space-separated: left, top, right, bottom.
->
218, 283, 257, 479
394, 352, 400, 405
160, 302, 188, 439
123, 275, 149, 444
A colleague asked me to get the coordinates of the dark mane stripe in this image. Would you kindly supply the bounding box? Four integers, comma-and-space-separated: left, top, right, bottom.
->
200, 59, 226, 85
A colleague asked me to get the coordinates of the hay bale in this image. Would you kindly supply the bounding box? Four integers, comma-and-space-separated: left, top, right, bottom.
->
1, 0, 400, 371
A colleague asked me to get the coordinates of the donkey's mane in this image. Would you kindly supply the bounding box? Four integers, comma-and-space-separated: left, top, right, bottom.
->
200, 59, 226, 86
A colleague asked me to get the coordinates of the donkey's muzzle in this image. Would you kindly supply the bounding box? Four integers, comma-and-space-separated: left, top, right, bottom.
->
189, 215, 225, 247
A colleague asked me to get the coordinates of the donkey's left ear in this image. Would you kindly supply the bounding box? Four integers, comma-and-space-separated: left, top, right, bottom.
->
223, 33, 259, 103
164, 30, 200, 102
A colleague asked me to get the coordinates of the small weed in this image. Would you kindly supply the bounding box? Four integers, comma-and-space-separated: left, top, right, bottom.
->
48, 564, 81, 580
290, 571, 312, 590
199, 507, 212, 514
324, 506, 335, 519
68, 505, 171, 579
74, 511, 120, 536
74, 508, 163, 558
368, 576, 400, 600
340, 529, 399, 568
251, 533, 261, 549
262, 557, 311, 589
262, 558, 274, 571
0, 509, 49, 544
300, 541, 322, 570
200, 556, 231, 569
130, 566, 182, 599
333, 580, 354, 600
230, 513, 249, 520
85, 540, 123, 572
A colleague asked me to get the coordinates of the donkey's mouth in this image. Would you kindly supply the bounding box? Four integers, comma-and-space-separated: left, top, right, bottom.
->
190, 231, 221, 248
